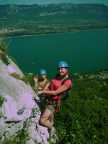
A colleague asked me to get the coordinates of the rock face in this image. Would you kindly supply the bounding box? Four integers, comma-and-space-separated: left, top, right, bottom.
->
0, 58, 57, 144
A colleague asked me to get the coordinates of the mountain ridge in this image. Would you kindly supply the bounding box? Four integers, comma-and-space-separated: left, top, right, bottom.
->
0, 3, 108, 36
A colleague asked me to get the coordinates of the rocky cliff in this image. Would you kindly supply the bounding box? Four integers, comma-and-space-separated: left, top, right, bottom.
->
0, 55, 57, 144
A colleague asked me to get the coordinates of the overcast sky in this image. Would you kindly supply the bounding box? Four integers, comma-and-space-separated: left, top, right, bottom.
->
0, 0, 108, 5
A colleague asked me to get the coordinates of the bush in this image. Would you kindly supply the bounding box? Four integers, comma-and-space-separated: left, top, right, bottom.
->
55, 72, 108, 144
0, 40, 10, 65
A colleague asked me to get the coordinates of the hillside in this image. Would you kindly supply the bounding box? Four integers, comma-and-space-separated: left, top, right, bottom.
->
0, 4, 108, 36
55, 70, 108, 143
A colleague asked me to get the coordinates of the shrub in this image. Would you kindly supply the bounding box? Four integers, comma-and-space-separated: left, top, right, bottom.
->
55, 72, 108, 144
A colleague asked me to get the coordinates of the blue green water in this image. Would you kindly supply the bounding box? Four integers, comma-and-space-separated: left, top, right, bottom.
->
8, 29, 108, 76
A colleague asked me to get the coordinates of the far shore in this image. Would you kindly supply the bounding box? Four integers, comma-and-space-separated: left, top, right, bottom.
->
0, 25, 108, 38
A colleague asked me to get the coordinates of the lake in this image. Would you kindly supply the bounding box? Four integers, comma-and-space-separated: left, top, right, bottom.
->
7, 29, 108, 77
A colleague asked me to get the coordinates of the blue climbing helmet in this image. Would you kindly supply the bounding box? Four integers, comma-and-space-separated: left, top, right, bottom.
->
58, 61, 69, 68
39, 69, 47, 75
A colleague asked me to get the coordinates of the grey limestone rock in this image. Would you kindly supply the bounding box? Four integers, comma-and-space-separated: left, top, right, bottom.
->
0, 58, 55, 144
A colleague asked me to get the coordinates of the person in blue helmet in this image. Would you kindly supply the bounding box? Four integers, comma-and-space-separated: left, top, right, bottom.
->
33, 69, 50, 111
34, 69, 50, 92
39, 61, 73, 129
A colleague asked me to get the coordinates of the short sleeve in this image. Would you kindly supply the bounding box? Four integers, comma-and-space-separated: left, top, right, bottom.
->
64, 79, 72, 89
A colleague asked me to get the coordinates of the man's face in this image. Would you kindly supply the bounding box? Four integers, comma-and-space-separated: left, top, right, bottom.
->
59, 67, 68, 76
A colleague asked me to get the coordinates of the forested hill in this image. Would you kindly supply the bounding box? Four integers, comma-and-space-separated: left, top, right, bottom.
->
0, 4, 108, 36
